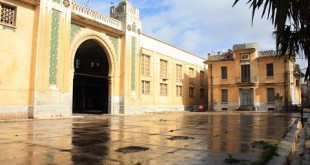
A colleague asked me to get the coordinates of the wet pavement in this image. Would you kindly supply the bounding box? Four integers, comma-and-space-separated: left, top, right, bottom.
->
0, 112, 299, 165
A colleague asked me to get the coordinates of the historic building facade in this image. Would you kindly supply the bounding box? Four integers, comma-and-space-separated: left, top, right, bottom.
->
205, 43, 303, 111
0, 0, 207, 119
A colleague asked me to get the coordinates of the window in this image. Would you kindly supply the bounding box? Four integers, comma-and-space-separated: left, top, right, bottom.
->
267, 88, 275, 102
176, 85, 182, 97
0, 3, 16, 27
241, 65, 251, 82
189, 68, 195, 84
200, 71, 205, 85
160, 59, 168, 79
221, 66, 227, 79
176, 64, 183, 81
296, 80, 300, 86
222, 89, 228, 102
200, 88, 205, 98
266, 63, 274, 76
141, 54, 150, 76
160, 83, 167, 96
189, 87, 195, 98
141, 81, 150, 94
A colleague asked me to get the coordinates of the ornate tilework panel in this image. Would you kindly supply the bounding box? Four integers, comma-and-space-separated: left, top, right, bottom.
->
70, 23, 83, 41
49, 10, 60, 85
132, 22, 136, 33
108, 35, 119, 61
131, 37, 136, 91
53, 0, 60, 4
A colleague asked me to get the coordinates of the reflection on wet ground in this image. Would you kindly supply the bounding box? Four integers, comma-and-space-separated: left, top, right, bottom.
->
0, 112, 298, 164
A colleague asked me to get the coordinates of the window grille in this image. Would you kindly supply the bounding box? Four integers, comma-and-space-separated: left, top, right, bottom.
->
160, 83, 167, 96
141, 81, 150, 94
200, 71, 204, 85
176, 85, 182, 97
141, 54, 150, 76
0, 3, 16, 26
189, 87, 195, 98
160, 60, 168, 79
189, 68, 195, 84
176, 64, 182, 81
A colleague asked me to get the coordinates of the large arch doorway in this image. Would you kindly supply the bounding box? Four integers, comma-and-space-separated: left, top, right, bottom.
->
73, 39, 109, 114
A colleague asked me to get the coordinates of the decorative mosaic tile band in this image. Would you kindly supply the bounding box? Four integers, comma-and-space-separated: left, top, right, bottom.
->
131, 37, 136, 91
108, 35, 119, 61
49, 10, 60, 85
70, 23, 83, 41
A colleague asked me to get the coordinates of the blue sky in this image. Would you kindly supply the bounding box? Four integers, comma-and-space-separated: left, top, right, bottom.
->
73, 0, 307, 70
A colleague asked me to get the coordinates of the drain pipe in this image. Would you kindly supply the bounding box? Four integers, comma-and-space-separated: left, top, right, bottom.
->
210, 63, 213, 111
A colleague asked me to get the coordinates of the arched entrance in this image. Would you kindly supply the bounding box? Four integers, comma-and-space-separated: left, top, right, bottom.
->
73, 39, 109, 114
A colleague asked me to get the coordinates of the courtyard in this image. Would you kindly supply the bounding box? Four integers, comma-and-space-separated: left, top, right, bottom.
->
0, 112, 299, 164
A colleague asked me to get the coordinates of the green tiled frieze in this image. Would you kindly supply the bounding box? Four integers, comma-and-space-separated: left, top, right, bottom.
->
131, 37, 136, 91
108, 35, 119, 60
70, 23, 83, 41
49, 10, 60, 85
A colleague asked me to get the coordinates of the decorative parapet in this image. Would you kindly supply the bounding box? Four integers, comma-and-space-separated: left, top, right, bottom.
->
258, 50, 278, 57
233, 43, 258, 51
206, 51, 233, 62
127, 3, 139, 17
71, 2, 121, 30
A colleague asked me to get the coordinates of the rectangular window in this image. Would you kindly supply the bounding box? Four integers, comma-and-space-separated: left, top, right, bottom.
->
296, 80, 300, 86
141, 81, 150, 94
160, 59, 168, 79
200, 71, 205, 85
200, 88, 205, 98
221, 66, 227, 79
189, 68, 195, 84
160, 83, 168, 96
0, 3, 16, 27
141, 54, 150, 76
241, 65, 251, 82
176, 85, 182, 97
189, 87, 195, 98
176, 64, 183, 81
222, 89, 228, 102
267, 88, 275, 102
267, 63, 274, 76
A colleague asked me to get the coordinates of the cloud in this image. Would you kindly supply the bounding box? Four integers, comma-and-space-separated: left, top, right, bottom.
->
137, 0, 276, 56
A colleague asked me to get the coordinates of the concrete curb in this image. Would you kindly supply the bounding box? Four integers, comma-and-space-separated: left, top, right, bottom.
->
267, 118, 300, 165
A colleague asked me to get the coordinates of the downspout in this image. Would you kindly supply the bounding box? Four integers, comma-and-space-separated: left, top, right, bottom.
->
210, 63, 213, 111
284, 59, 289, 110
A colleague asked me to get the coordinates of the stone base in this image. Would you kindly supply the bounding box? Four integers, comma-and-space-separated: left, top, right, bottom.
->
122, 105, 190, 114
33, 105, 72, 118
0, 105, 30, 119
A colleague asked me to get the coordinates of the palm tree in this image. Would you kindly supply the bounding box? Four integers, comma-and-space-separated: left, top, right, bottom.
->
233, 0, 310, 80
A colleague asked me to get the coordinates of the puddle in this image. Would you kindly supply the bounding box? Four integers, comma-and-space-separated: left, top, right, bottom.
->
115, 146, 150, 154
167, 136, 195, 140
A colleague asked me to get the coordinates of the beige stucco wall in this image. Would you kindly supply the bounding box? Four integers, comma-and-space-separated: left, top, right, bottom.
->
0, 0, 36, 118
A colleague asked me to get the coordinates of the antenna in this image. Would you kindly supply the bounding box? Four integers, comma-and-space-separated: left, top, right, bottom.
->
86, 0, 90, 7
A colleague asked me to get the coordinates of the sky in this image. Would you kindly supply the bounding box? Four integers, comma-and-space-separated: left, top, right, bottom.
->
73, 0, 307, 71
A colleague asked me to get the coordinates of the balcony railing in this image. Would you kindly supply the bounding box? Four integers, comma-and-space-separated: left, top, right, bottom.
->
236, 76, 258, 84
71, 2, 122, 30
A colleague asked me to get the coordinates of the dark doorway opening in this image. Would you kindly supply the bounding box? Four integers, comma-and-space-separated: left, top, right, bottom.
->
73, 40, 109, 114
